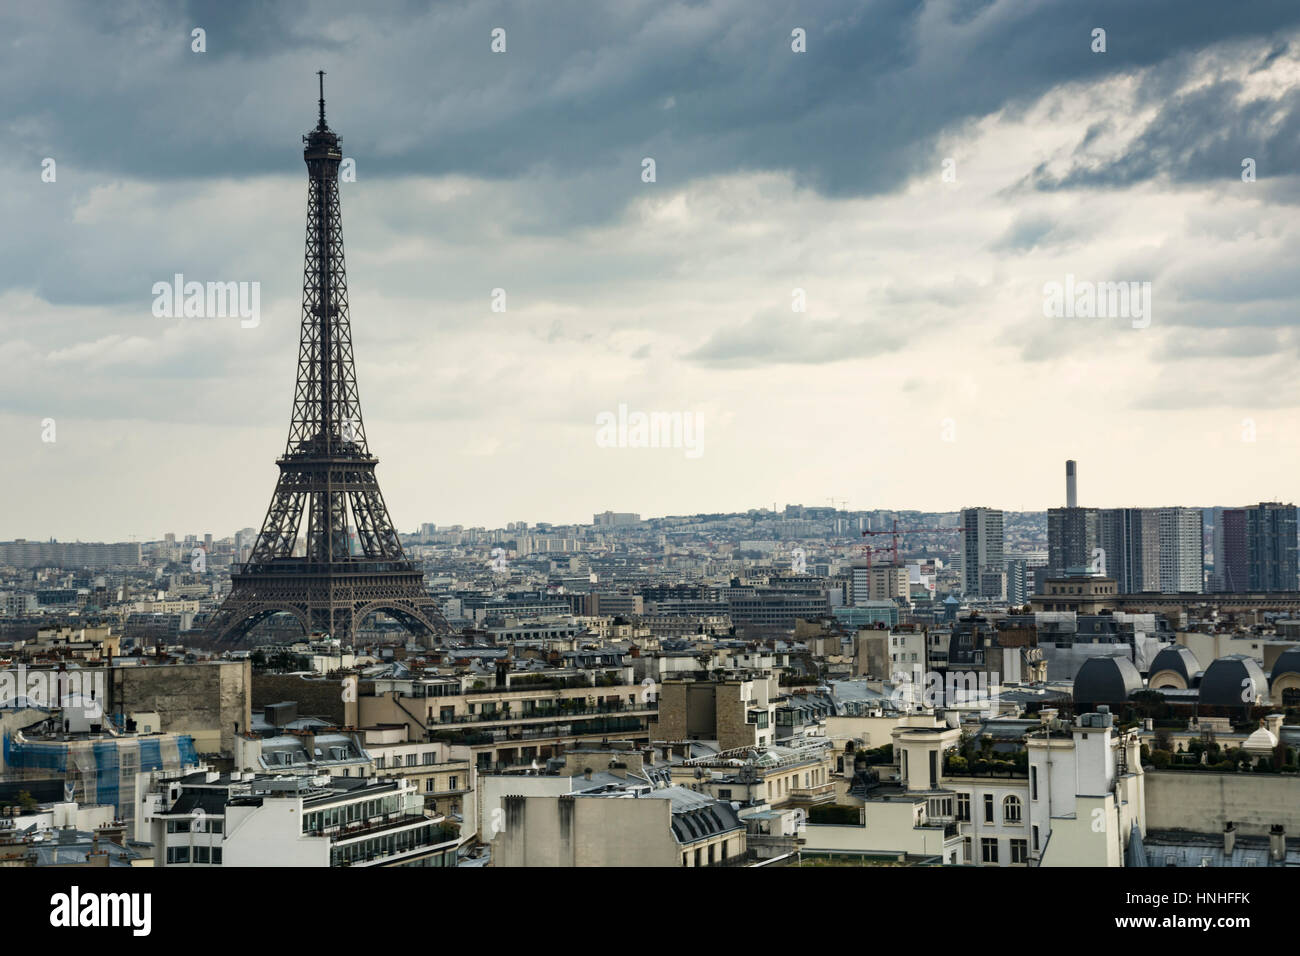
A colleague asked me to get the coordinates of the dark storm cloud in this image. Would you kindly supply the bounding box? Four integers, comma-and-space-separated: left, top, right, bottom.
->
1035, 80, 1300, 189
5, 0, 1298, 191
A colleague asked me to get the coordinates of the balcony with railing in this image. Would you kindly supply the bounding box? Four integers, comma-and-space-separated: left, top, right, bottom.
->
425, 701, 656, 728
307, 812, 433, 842
785, 782, 836, 806
332, 823, 461, 867
431, 715, 649, 746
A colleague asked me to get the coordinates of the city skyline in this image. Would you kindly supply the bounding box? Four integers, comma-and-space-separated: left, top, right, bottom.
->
9, 495, 1297, 546
7, 495, 1300, 544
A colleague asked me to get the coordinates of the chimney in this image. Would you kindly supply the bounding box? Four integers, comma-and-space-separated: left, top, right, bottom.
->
1270, 825, 1286, 862
1223, 821, 1236, 857
1066, 460, 1078, 508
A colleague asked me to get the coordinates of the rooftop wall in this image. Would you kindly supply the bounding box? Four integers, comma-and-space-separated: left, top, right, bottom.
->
1145, 770, 1300, 837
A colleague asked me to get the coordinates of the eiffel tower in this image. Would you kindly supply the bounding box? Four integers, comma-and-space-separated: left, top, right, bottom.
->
207, 73, 450, 646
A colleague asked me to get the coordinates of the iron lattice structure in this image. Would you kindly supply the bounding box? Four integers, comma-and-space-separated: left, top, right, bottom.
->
207, 75, 450, 645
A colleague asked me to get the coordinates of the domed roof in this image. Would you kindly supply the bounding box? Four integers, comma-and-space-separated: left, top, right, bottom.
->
1148, 646, 1202, 685
1244, 725, 1279, 755
1073, 655, 1143, 705
1270, 645, 1300, 682
1199, 655, 1268, 708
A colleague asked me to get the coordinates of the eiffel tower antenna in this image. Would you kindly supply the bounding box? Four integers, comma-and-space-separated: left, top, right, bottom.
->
205, 75, 451, 646
317, 70, 327, 129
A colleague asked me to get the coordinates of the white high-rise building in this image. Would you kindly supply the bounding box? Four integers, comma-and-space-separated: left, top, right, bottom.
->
961, 508, 1005, 597
1158, 507, 1204, 594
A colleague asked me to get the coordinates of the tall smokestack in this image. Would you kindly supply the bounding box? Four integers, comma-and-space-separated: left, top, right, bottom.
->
1066, 460, 1077, 508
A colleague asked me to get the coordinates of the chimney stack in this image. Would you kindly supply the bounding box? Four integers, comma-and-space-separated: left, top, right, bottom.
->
1066, 460, 1078, 508
1223, 821, 1236, 857
1270, 825, 1286, 862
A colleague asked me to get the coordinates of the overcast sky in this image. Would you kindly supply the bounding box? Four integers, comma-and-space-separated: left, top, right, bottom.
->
4, 0, 1300, 541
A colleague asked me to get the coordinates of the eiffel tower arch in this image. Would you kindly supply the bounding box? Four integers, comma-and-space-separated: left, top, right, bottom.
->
206, 74, 451, 646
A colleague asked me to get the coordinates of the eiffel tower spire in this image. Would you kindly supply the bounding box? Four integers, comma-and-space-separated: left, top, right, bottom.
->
206, 75, 450, 645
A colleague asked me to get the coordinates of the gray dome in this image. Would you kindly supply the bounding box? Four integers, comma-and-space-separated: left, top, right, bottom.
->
1270, 646, 1300, 682
1199, 655, 1268, 708
1148, 646, 1202, 686
1073, 656, 1143, 706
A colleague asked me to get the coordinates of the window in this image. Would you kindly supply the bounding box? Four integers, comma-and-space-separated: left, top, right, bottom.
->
1030, 766, 1038, 800
1003, 795, 1022, 824
212, 847, 222, 864
983, 793, 994, 823
1032, 825, 1039, 850
426, 778, 435, 793
718, 789, 732, 799
194, 845, 210, 864
956, 793, 970, 822
981, 838, 998, 864
1010, 839, 1028, 864
449, 776, 457, 791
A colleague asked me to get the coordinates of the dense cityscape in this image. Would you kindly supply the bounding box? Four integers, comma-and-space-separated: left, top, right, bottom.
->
3, 462, 1300, 872
5, 0, 1297, 940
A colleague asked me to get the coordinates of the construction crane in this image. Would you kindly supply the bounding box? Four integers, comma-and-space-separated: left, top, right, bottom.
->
859, 519, 964, 568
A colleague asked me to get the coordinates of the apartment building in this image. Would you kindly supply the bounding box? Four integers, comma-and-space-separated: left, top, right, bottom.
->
147, 771, 459, 867
669, 740, 836, 809
1047, 506, 1100, 576
346, 660, 655, 772
362, 728, 475, 821
492, 785, 745, 867
803, 708, 1144, 867
0, 540, 142, 568
849, 564, 909, 605
1245, 502, 1299, 591
1158, 507, 1204, 593
648, 672, 778, 750
961, 508, 1004, 598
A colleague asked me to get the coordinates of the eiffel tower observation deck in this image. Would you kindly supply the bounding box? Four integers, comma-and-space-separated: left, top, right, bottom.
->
206, 74, 451, 646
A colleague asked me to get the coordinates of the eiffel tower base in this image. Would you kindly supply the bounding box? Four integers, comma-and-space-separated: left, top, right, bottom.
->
206, 561, 450, 646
